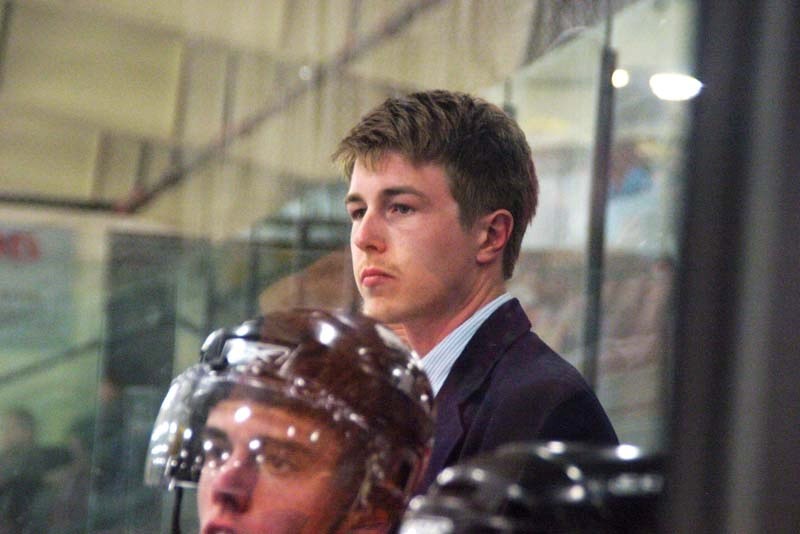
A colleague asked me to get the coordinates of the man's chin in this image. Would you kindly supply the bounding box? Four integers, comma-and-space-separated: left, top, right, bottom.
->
359, 305, 409, 345
360, 302, 396, 323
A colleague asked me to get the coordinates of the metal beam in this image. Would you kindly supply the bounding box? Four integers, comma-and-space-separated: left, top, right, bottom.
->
582, 1, 616, 389
0, 1, 13, 90
0, 192, 116, 211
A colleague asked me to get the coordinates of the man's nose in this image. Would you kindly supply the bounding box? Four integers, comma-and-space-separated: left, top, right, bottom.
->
352, 209, 386, 252
210, 453, 258, 513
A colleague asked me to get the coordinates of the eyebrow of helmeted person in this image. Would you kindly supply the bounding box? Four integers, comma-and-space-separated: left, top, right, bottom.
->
200, 426, 318, 465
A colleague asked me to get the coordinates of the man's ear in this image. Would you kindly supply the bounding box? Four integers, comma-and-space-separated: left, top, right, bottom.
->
475, 209, 513, 266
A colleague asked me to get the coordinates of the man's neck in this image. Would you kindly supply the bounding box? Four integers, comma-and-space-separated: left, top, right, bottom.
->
403, 283, 506, 356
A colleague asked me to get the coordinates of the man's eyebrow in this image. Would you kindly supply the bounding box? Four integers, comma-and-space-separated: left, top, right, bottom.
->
253, 434, 315, 458
382, 186, 426, 199
344, 192, 363, 205
345, 186, 426, 205
201, 426, 229, 441
202, 425, 316, 458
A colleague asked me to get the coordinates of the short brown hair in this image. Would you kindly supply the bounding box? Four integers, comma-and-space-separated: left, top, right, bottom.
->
333, 89, 538, 279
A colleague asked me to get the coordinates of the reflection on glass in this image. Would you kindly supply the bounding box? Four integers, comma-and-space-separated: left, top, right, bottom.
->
0, 0, 696, 530
649, 72, 703, 101
481, 0, 695, 450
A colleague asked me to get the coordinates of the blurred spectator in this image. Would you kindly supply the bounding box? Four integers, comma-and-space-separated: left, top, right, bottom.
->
91, 375, 126, 494
65, 374, 128, 532
609, 140, 653, 199
36, 417, 95, 533
0, 407, 70, 533
75, 374, 162, 533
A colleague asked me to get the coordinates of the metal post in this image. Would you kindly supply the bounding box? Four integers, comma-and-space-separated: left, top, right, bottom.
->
582, 2, 616, 390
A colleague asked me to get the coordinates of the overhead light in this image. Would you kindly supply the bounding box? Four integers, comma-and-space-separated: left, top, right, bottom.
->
649, 72, 703, 101
611, 69, 630, 88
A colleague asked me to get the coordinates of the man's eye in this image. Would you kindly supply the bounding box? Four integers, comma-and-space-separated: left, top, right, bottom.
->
202, 439, 230, 467
348, 207, 366, 220
255, 452, 297, 474
390, 203, 414, 215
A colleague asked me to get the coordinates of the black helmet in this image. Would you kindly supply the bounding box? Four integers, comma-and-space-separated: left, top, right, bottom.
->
146, 309, 434, 530
399, 441, 664, 533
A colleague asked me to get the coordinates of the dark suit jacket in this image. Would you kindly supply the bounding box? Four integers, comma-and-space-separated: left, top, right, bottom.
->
419, 298, 618, 492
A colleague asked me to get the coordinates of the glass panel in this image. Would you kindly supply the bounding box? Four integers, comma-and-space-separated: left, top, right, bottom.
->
490, 0, 695, 449
599, 0, 696, 448
0, 0, 696, 531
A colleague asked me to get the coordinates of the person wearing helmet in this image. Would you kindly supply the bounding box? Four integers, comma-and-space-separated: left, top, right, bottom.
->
145, 309, 434, 534
399, 441, 665, 533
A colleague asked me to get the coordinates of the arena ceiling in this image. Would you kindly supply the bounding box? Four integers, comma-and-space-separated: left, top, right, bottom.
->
0, 0, 689, 234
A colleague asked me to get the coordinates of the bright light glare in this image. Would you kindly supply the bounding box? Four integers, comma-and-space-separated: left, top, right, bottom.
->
399, 517, 454, 534
649, 72, 703, 101
612, 69, 630, 88
617, 443, 641, 460
568, 484, 587, 501
234, 405, 252, 423
318, 322, 337, 345
470, 468, 487, 482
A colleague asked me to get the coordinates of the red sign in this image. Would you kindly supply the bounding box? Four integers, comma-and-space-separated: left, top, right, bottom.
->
0, 230, 41, 262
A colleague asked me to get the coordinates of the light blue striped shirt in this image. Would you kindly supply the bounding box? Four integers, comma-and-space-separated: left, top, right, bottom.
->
420, 293, 513, 396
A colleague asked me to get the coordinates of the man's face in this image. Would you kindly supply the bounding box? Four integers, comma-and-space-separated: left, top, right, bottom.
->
197, 399, 354, 534
345, 152, 481, 329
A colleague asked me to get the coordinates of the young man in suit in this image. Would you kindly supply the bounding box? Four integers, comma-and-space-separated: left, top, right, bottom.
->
335, 89, 618, 492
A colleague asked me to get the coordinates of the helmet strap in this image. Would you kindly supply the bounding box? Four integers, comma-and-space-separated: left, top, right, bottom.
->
170, 486, 183, 534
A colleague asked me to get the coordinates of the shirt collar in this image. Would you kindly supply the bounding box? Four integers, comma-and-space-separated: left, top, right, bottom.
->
420, 293, 513, 396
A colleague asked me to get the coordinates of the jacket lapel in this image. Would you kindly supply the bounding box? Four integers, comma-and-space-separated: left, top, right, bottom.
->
420, 299, 532, 490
